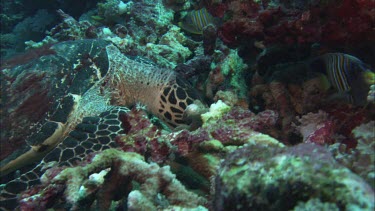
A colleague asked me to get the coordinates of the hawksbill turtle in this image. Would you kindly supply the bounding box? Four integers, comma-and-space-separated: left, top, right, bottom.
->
0, 39, 205, 210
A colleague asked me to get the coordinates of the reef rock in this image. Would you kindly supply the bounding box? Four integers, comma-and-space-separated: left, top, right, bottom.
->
18, 149, 207, 210
214, 143, 375, 210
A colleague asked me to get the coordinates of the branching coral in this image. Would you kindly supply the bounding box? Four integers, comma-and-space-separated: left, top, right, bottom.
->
19, 149, 206, 210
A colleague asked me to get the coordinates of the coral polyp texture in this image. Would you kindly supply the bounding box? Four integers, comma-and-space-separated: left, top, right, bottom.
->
1, 0, 374, 210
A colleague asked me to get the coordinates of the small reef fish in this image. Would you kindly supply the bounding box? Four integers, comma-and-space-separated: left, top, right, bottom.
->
91, 15, 104, 21
178, 8, 217, 35
310, 53, 375, 106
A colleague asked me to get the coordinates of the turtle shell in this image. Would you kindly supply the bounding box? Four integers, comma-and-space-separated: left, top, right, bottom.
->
1, 39, 111, 173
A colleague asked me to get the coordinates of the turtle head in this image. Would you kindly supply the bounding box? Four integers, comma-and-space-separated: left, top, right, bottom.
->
157, 76, 206, 129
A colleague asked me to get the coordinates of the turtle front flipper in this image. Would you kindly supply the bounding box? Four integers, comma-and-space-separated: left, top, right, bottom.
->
0, 121, 65, 177
0, 106, 129, 210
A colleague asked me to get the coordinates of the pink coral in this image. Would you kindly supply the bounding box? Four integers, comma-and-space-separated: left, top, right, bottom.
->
116, 106, 279, 161
215, 0, 375, 47
19, 184, 65, 210
295, 110, 335, 145
324, 104, 368, 138
113, 104, 280, 176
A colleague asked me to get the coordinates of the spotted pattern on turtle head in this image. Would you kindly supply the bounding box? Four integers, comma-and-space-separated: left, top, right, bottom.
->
104, 44, 203, 128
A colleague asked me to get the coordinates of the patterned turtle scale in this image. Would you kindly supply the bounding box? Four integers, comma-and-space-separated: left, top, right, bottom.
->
0, 107, 129, 210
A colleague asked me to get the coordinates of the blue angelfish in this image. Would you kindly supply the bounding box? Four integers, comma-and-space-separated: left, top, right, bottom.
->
311, 53, 374, 106
178, 8, 218, 35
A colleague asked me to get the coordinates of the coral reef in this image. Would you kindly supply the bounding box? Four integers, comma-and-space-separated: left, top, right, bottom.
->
94, 0, 202, 68
1, 9, 57, 58
8, 101, 283, 210
294, 110, 335, 145
0, 0, 25, 33
19, 149, 206, 210
215, 0, 375, 47
174, 55, 212, 79
1, 0, 199, 69
204, 47, 249, 101
97, 0, 134, 23
116, 100, 282, 167
248, 55, 373, 144
48, 9, 94, 41
1, 0, 374, 210
202, 24, 217, 55
214, 143, 375, 210
329, 121, 375, 189
145, 26, 194, 68
293, 104, 371, 146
